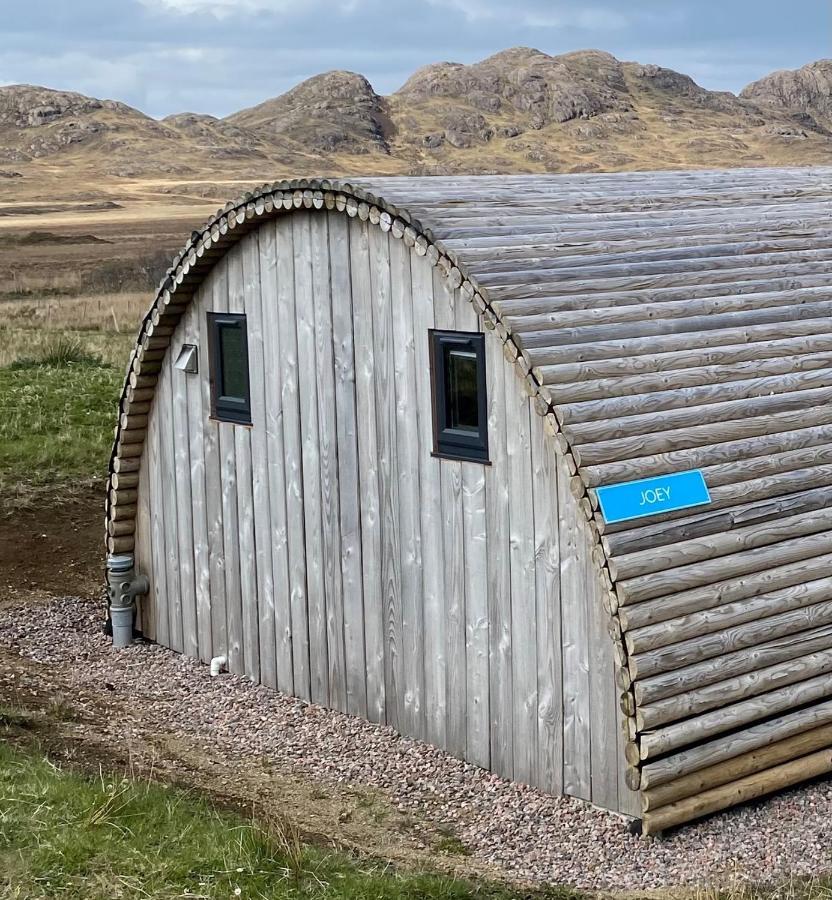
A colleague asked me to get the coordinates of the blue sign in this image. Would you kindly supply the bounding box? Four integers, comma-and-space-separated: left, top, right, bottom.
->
596, 470, 711, 525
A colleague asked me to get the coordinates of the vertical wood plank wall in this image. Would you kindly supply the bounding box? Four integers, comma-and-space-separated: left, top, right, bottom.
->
138, 211, 633, 814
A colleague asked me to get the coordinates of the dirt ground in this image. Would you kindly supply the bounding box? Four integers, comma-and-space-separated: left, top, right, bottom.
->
0, 484, 104, 603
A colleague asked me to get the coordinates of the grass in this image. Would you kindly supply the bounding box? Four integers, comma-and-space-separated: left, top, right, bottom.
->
434, 833, 472, 857
0, 742, 571, 900
0, 291, 144, 368
0, 705, 37, 728
0, 325, 134, 370
0, 290, 139, 499
10, 335, 104, 369
696, 882, 832, 900
0, 347, 123, 496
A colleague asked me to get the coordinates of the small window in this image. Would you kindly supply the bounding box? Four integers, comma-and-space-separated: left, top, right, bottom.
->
430, 330, 489, 463
208, 313, 252, 424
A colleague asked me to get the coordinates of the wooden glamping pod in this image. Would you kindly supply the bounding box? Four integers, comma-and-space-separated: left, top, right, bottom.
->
107, 168, 832, 834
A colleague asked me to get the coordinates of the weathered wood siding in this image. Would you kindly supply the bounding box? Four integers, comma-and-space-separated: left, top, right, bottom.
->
113, 169, 832, 833
137, 210, 629, 812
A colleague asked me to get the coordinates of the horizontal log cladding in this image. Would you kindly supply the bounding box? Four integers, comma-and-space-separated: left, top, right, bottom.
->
642, 747, 832, 834
629, 595, 832, 680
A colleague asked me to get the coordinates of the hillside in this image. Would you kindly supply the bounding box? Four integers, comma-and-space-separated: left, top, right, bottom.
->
383, 48, 822, 173
0, 47, 830, 290
1, 48, 831, 190
742, 59, 832, 132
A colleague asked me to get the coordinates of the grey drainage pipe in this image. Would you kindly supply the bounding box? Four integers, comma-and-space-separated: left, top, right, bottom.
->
106, 554, 149, 648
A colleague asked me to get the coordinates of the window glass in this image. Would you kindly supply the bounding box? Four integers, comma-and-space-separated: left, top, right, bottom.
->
446, 348, 479, 432
219, 323, 247, 399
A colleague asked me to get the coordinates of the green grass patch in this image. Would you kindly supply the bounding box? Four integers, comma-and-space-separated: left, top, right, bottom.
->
432, 824, 472, 858
0, 286, 74, 302
10, 335, 104, 369
0, 743, 574, 900
0, 356, 122, 494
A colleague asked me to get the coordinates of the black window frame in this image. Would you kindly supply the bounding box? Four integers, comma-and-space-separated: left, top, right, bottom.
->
207, 312, 252, 425
430, 329, 489, 464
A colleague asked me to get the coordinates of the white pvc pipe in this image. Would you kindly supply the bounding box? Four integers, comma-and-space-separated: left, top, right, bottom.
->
210, 655, 227, 677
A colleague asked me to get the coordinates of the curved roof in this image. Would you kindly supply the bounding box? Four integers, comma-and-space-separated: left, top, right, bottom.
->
109, 167, 832, 833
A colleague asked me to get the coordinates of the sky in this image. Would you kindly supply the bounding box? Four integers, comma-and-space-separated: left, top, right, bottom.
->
1, 0, 829, 119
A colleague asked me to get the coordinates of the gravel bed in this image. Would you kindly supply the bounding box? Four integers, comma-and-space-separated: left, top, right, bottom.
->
2, 595, 832, 892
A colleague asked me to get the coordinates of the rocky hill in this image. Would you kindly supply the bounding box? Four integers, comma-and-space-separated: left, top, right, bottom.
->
0, 85, 185, 176
742, 59, 832, 132
1, 48, 831, 197
382, 48, 787, 173
226, 70, 392, 155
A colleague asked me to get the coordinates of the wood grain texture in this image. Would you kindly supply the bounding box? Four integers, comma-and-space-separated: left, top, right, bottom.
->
183, 297, 211, 662
242, 230, 278, 687
157, 324, 183, 654
124, 168, 832, 830
485, 325, 514, 779
330, 212, 367, 718
259, 219, 294, 694
133, 201, 632, 817
531, 407, 563, 795
294, 213, 328, 705
411, 229, 447, 748
643, 747, 832, 835
455, 289, 490, 770
370, 225, 404, 732
311, 212, 347, 712
276, 216, 310, 700
233, 241, 260, 684
170, 320, 198, 660
134, 434, 154, 640
640, 696, 832, 789
558, 450, 591, 800
506, 345, 538, 785
391, 234, 425, 739
350, 217, 386, 724
218, 251, 244, 676
146, 379, 168, 648
201, 267, 228, 663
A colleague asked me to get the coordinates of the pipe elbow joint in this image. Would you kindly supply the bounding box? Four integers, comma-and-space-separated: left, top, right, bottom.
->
125, 573, 149, 601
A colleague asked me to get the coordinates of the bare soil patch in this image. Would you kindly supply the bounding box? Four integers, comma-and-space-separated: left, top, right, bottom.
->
0, 486, 103, 602
7, 230, 111, 245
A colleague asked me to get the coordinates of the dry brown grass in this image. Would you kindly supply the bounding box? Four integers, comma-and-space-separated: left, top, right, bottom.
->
0, 291, 144, 367
1, 290, 148, 330
693, 876, 832, 900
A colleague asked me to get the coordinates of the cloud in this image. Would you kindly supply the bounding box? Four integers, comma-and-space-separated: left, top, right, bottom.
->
522, 8, 631, 30
139, 0, 287, 13
424, 0, 632, 29
157, 46, 216, 63
423, 0, 494, 21
137, 0, 352, 17
0, 49, 145, 99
